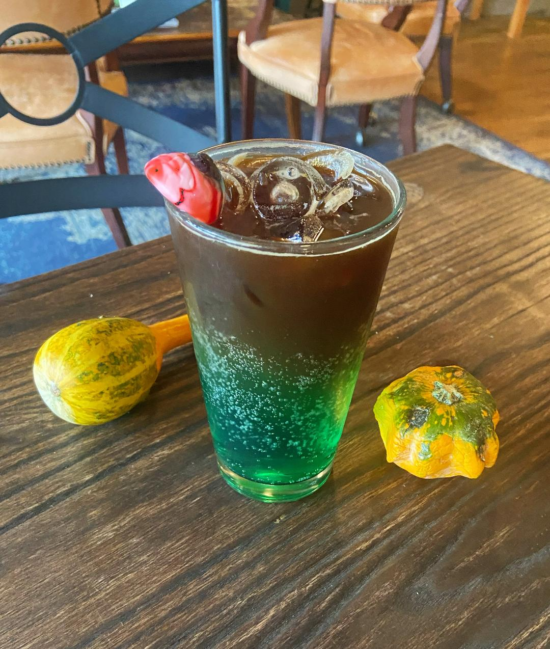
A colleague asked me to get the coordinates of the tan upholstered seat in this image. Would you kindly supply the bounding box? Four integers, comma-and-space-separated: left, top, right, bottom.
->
0, 54, 127, 169
336, 1, 461, 37
238, 18, 424, 108
0, 0, 113, 45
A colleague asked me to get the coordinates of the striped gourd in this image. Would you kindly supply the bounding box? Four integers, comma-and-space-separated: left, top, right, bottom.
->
33, 315, 191, 425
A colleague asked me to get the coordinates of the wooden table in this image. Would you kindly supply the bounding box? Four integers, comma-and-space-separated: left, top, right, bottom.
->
117, 1, 291, 65
1, 146, 549, 648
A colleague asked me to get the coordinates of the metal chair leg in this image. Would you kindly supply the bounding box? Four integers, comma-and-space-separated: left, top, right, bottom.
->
211, 0, 231, 143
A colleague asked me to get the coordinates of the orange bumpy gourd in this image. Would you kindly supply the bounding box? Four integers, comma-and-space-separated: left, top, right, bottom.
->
374, 366, 500, 479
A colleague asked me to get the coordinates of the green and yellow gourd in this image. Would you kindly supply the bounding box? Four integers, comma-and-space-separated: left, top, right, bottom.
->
34, 315, 192, 425
374, 365, 500, 479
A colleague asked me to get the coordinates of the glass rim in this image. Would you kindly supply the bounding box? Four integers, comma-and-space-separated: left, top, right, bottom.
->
167, 139, 406, 256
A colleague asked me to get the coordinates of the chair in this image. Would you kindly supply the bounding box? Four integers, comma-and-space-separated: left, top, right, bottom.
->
0, 0, 230, 250
0, 1, 132, 248
238, 0, 467, 154
336, 0, 465, 123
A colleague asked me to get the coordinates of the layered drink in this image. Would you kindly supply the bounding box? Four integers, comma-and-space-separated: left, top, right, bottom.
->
165, 140, 406, 502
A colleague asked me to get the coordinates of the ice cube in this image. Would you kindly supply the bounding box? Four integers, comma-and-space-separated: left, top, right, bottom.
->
227, 152, 272, 171
301, 215, 324, 242
267, 218, 302, 241
217, 161, 251, 214
252, 157, 320, 221
265, 214, 324, 243
352, 174, 376, 196
305, 149, 355, 182
321, 180, 354, 215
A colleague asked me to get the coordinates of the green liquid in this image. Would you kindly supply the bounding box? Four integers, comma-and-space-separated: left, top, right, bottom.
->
191, 323, 366, 485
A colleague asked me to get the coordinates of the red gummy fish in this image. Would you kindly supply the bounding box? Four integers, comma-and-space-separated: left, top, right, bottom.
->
144, 152, 223, 224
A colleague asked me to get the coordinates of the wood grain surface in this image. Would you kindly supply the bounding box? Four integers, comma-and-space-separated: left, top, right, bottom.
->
1, 146, 549, 649
421, 16, 550, 164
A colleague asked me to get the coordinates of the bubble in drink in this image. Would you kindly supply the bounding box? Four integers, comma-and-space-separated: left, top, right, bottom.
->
321, 180, 354, 215
217, 161, 251, 214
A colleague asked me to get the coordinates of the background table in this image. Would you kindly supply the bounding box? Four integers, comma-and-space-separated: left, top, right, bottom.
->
1, 146, 549, 648
3, 0, 291, 65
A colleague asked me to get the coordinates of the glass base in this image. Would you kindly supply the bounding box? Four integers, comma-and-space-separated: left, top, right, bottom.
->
218, 460, 333, 503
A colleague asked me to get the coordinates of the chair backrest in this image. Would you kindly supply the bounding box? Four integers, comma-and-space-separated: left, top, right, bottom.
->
0, 0, 227, 220
245, 0, 465, 92
319, 0, 449, 78
0, 0, 113, 45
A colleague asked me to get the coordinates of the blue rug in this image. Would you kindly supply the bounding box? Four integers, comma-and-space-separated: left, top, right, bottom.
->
2, 62, 549, 284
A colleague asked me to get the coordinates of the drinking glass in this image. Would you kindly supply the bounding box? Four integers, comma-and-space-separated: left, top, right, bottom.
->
167, 140, 406, 502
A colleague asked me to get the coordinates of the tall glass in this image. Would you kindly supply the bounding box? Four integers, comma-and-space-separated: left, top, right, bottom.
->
167, 140, 406, 502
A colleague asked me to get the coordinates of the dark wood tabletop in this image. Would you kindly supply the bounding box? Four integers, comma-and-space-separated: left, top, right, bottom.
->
1, 145, 549, 648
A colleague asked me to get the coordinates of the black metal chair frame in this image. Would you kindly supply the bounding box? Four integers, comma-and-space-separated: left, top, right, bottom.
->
0, 0, 231, 225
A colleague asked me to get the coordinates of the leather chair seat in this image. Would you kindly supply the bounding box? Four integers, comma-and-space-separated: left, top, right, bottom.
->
0, 0, 113, 45
336, 1, 461, 37
0, 54, 127, 169
238, 18, 424, 108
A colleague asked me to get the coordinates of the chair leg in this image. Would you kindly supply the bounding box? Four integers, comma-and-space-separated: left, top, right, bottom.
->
285, 94, 302, 140
439, 36, 454, 114
240, 64, 256, 140
399, 95, 417, 156
312, 88, 327, 142
469, 0, 484, 20
356, 103, 373, 147
507, 0, 530, 38
85, 159, 132, 249
113, 128, 130, 175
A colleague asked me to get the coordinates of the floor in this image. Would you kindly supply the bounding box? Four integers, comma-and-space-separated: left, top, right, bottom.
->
421, 16, 550, 163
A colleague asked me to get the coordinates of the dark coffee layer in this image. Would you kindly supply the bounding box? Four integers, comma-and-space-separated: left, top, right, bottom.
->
214, 151, 394, 242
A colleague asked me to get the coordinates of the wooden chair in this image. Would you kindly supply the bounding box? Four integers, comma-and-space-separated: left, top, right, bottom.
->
0, 0, 132, 248
239, 0, 467, 154
0, 1, 222, 248
336, 0, 465, 120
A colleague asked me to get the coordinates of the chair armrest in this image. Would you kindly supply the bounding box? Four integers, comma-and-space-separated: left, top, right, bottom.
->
416, 0, 448, 71
245, 0, 276, 45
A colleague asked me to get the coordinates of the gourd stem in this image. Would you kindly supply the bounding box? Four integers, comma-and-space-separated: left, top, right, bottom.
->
149, 314, 192, 357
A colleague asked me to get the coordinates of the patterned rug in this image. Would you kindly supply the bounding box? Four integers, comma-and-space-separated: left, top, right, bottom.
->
2, 62, 549, 284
